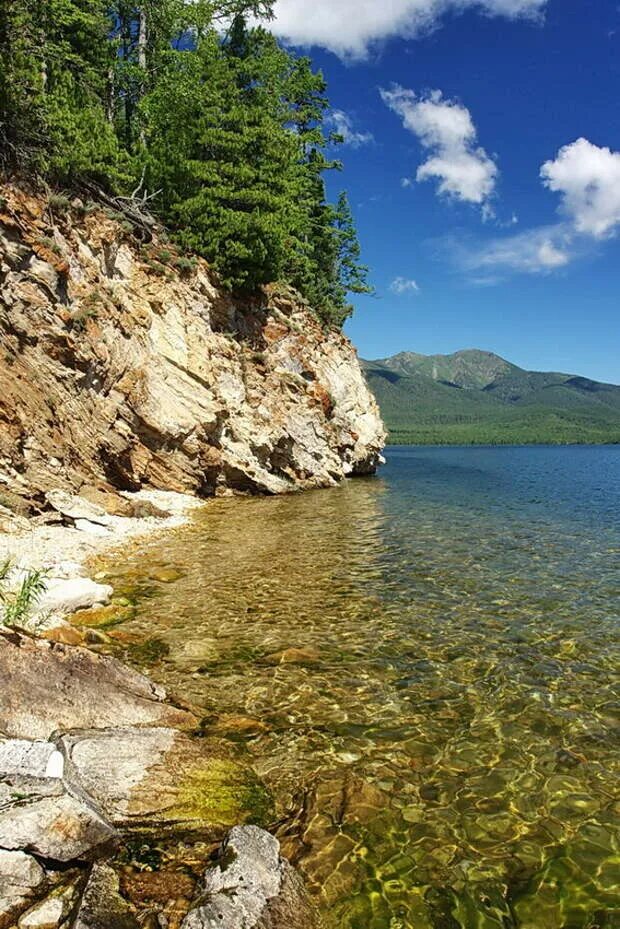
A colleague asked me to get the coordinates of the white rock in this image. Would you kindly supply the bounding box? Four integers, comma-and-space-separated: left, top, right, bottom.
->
36, 577, 113, 616
73, 520, 111, 537
0, 739, 56, 778
46, 491, 111, 527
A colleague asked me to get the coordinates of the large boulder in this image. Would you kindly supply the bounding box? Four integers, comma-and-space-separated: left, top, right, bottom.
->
59, 728, 273, 838
0, 630, 197, 740
181, 826, 321, 929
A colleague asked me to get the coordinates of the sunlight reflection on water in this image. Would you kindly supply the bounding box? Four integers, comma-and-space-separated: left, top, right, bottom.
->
96, 446, 620, 929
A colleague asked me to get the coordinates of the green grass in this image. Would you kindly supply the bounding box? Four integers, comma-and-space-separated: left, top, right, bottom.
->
0, 562, 48, 628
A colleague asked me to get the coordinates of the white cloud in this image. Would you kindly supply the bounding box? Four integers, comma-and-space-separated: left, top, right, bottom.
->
390, 276, 421, 294
381, 86, 498, 213
444, 137, 620, 283
401, 177, 413, 188
327, 110, 374, 148
541, 138, 620, 238
451, 225, 574, 278
267, 0, 547, 59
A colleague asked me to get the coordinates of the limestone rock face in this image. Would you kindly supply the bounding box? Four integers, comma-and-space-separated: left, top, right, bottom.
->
0, 630, 197, 740
182, 826, 321, 929
0, 186, 385, 505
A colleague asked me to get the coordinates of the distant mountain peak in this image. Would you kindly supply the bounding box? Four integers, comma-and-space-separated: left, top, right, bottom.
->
362, 349, 620, 445
370, 348, 516, 390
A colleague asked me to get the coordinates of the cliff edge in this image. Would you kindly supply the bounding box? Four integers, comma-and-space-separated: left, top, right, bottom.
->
0, 184, 385, 512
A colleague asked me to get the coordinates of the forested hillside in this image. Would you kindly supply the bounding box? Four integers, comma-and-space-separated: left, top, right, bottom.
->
0, 0, 370, 326
365, 351, 620, 445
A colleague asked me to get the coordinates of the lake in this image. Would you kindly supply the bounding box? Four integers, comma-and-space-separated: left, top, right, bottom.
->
97, 446, 620, 929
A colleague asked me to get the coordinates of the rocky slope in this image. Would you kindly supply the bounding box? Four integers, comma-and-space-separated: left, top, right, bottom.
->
0, 183, 384, 513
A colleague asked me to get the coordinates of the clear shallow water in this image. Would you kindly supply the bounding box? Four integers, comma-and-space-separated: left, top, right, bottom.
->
96, 446, 620, 929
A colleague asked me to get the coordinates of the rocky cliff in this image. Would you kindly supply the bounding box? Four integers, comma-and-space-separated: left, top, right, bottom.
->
0, 183, 385, 512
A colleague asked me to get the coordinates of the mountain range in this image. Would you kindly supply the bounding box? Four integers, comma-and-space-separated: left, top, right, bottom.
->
363, 350, 620, 445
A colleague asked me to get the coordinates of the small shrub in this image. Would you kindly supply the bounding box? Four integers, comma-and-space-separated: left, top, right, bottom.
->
103, 207, 125, 223
47, 193, 71, 213
144, 258, 166, 276
74, 200, 97, 218
173, 255, 197, 274
38, 235, 62, 256
155, 248, 173, 265
70, 304, 99, 331
107, 284, 125, 310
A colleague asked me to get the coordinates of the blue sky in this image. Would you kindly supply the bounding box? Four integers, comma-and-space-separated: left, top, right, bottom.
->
269, 0, 620, 383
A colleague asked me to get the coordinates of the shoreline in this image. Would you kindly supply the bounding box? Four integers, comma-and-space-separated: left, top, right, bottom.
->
0, 489, 323, 929
1, 489, 205, 577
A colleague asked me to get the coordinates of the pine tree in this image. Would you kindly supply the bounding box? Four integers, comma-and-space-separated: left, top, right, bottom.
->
0, 0, 120, 181
142, 19, 300, 289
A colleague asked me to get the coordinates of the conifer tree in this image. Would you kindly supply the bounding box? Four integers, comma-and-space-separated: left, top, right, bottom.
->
0, 0, 371, 328
142, 18, 300, 289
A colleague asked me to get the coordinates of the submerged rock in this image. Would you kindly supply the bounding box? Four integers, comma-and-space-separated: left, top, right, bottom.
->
59, 728, 272, 837
181, 826, 321, 929
0, 630, 197, 740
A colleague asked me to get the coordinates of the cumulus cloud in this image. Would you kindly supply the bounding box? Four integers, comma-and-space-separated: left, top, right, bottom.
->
381, 86, 498, 213
390, 277, 421, 294
326, 110, 374, 148
267, 0, 547, 59
541, 138, 620, 238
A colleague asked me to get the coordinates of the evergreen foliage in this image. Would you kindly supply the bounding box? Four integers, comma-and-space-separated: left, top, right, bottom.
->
0, 0, 370, 326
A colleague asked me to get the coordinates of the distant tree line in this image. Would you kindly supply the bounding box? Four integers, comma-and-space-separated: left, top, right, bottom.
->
0, 0, 371, 325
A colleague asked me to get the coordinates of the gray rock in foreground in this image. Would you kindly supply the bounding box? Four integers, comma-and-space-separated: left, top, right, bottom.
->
0, 629, 197, 740
181, 826, 321, 929
0, 850, 47, 929
17, 877, 82, 929
0, 774, 117, 862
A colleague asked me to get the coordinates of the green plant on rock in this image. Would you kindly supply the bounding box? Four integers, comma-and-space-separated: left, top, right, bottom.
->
38, 235, 62, 256
47, 192, 71, 213
0, 562, 48, 629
